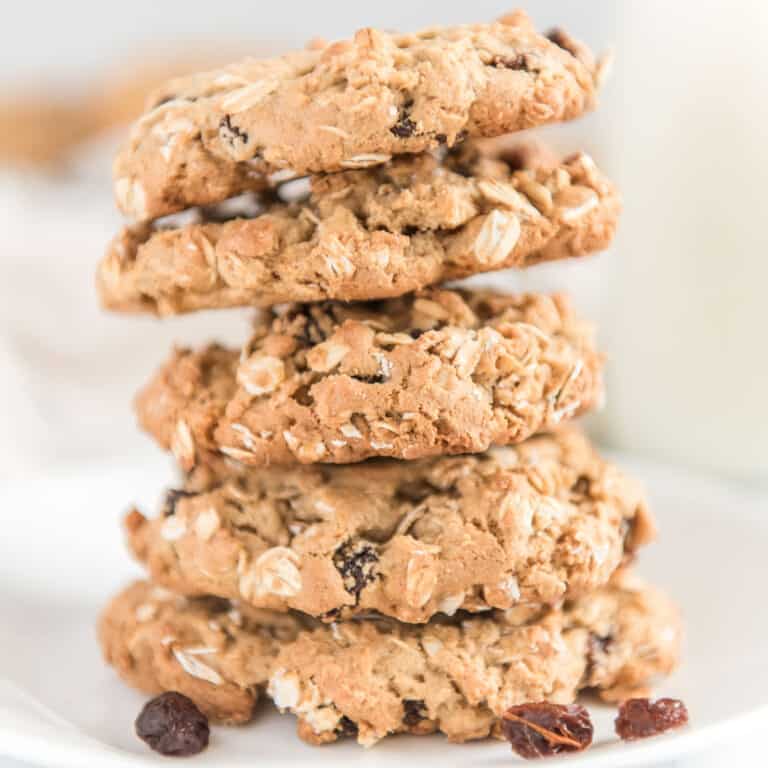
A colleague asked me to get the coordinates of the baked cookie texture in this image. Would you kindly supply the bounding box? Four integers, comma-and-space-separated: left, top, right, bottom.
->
113, 12, 606, 220
99, 582, 305, 724
99, 573, 681, 744
125, 429, 655, 622
135, 288, 604, 467
99, 143, 619, 314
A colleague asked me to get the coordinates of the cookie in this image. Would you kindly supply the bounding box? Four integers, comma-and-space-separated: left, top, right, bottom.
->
99, 574, 681, 744
135, 289, 603, 466
99, 145, 618, 314
113, 12, 607, 220
98, 582, 305, 724
125, 429, 654, 622
271, 573, 680, 746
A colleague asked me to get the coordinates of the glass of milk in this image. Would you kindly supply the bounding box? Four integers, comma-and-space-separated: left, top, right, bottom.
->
490, 2, 767, 483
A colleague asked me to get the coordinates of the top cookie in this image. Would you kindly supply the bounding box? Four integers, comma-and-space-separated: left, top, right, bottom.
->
113, 12, 605, 220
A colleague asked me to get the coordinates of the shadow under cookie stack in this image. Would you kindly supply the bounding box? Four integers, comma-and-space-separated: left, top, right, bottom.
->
97, 10, 681, 752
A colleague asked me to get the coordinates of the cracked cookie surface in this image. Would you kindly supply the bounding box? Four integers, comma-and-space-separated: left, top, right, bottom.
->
99, 573, 680, 745
100, 144, 618, 313
113, 12, 605, 220
126, 429, 654, 622
135, 288, 603, 466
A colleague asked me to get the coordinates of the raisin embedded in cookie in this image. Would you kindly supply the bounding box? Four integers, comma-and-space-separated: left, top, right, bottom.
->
99, 574, 681, 745
99, 145, 619, 314
135, 288, 604, 467
113, 12, 607, 220
125, 429, 655, 622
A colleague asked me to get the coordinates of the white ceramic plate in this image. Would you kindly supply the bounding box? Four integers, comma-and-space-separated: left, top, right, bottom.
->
0, 455, 766, 767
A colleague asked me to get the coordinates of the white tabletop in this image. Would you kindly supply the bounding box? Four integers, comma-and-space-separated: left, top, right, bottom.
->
1, 733, 764, 768
0, 722, 768, 768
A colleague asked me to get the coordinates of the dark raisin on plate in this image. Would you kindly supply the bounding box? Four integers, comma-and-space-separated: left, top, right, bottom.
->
135, 691, 210, 756
615, 697, 689, 741
402, 699, 427, 726
500, 702, 593, 759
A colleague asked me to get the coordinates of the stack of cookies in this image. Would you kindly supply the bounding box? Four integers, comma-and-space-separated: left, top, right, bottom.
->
97, 10, 681, 750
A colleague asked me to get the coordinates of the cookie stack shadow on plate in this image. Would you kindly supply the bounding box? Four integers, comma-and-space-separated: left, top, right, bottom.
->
97, 10, 681, 748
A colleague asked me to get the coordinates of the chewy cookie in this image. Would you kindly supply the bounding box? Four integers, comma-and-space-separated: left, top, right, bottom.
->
99, 574, 681, 745
113, 12, 606, 220
136, 289, 603, 466
99, 145, 618, 313
126, 429, 654, 622
99, 582, 305, 723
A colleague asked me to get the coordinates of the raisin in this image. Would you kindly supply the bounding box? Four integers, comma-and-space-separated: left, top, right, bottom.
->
219, 114, 249, 147
390, 99, 418, 138
135, 692, 210, 756
292, 303, 333, 345
395, 479, 433, 504
350, 372, 387, 384
162, 489, 197, 517
501, 702, 593, 759
408, 328, 425, 339
195, 595, 231, 614
391, 119, 417, 138
336, 715, 358, 737
450, 161, 474, 178
489, 54, 531, 71
615, 698, 689, 741
402, 699, 427, 726
333, 542, 378, 602
292, 384, 315, 407
434, 132, 447, 144
570, 474, 592, 496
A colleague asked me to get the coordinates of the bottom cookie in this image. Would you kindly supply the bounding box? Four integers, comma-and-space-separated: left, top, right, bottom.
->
99, 573, 680, 747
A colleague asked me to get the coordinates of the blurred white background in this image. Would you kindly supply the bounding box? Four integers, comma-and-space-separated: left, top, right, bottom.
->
0, 0, 766, 485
